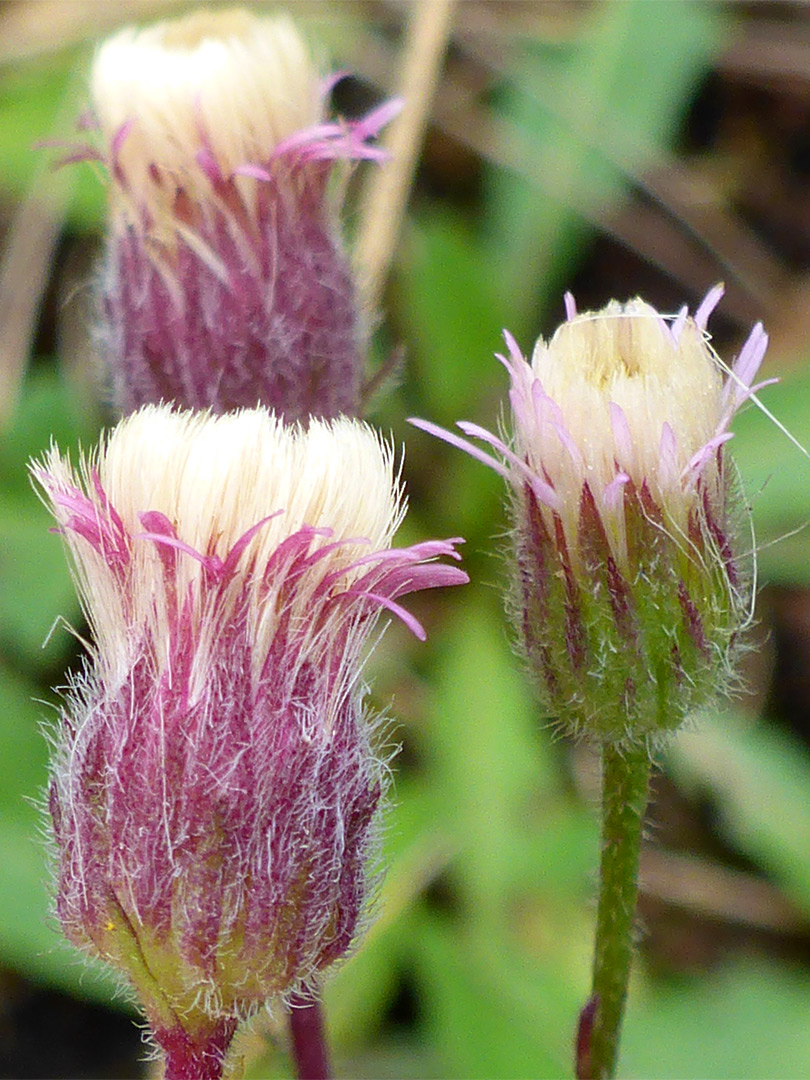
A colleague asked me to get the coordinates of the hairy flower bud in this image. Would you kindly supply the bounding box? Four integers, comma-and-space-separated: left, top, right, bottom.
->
33, 407, 466, 1072
412, 287, 773, 743
71, 9, 398, 419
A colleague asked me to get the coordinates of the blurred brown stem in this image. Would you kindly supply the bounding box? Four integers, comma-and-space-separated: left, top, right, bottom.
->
356, 0, 457, 315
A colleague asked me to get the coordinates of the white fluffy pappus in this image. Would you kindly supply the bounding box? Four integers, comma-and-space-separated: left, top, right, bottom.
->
34, 406, 407, 699
91, 9, 322, 220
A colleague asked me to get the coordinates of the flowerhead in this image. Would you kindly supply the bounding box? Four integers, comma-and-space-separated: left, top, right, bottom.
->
412, 287, 772, 743
33, 406, 466, 1056
71, 9, 399, 418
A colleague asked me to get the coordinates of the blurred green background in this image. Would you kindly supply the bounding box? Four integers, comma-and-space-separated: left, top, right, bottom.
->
4, 1, 810, 1077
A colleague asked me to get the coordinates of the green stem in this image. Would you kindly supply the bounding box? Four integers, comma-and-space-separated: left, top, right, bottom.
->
585, 741, 651, 1080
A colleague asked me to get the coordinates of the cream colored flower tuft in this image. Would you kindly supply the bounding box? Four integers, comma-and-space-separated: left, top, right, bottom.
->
89, 405, 398, 561
92, 9, 321, 224
528, 299, 723, 509
39, 407, 405, 699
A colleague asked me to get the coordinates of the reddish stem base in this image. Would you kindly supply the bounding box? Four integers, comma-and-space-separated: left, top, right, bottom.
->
288, 994, 331, 1080
153, 1016, 238, 1080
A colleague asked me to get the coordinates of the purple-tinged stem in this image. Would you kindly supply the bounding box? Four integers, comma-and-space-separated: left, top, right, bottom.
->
153, 1016, 238, 1080
288, 994, 332, 1080
575, 994, 598, 1080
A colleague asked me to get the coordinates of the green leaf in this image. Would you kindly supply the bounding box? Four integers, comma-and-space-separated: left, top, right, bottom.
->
0, 813, 123, 1004
0, 496, 78, 671
623, 959, 810, 1079
0, 663, 121, 1002
0, 369, 95, 670
0, 366, 99, 494
486, 0, 724, 325
400, 210, 508, 424
0, 662, 48, 810
325, 779, 453, 1049
424, 596, 558, 916
0, 53, 104, 233
667, 709, 810, 915
731, 367, 810, 584
412, 912, 577, 1079
0, 61, 72, 192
